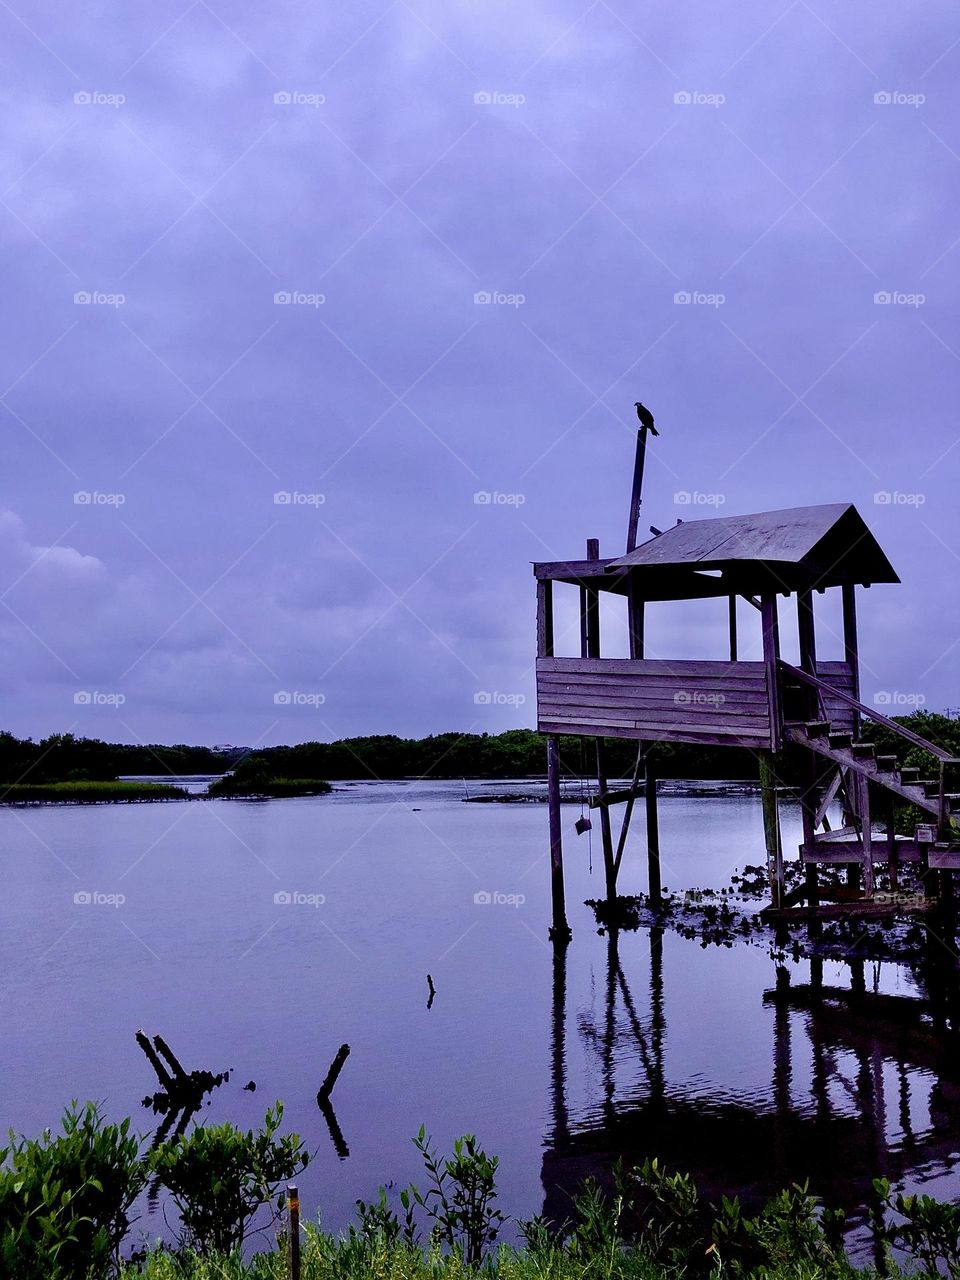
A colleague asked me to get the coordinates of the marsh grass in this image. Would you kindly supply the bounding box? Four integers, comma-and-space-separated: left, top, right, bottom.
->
0, 780, 191, 804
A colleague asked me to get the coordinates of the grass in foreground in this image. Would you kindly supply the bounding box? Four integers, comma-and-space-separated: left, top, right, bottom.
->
7, 1102, 960, 1280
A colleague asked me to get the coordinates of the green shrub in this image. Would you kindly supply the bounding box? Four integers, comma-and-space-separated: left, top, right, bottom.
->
0, 1101, 144, 1279
148, 1102, 307, 1257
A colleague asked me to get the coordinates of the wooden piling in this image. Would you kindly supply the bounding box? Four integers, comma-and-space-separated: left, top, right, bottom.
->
760, 754, 783, 909
728, 595, 738, 662
547, 735, 570, 940
796, 589, 819, 910
584, 538, 616, 902
645, 763, 661, 903
760, 593, 782, 752
287, 1183, 300, 1280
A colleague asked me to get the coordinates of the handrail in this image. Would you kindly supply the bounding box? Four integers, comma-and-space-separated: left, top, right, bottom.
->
779, 661, 957, 763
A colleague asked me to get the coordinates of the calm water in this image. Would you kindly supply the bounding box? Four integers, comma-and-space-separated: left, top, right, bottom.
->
2, 779, 958, 1257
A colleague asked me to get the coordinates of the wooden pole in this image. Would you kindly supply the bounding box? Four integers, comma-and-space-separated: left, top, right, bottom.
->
797, 588, 820, 909
625, 426, 650, 554
536, 579, 554, 659
550, 934, 569, 1143
645, 764, 661, 902
547, 735, 569, 940
841, 583, 860, 737
886, 793, 899, 891
613, 745, 644, 876
728, 594, 738, 662
760, 754, 783, 909
797, 589, 816, 678
584, 539, 617, 903
287, 1183, 300, 1280
628, 575, 644, 659
760, 593, 782, 751
859, 772, 874, 896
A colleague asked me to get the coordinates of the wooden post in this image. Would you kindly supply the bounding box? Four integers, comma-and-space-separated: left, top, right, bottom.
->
536, 579, 554, 659
287, 1183, 300, 1280
547, 736, 569, 940
645, 764, 661, 902
797, 589, 816, 678
842, 583, 860, 738
886, 793, 899, 891
760, 593, 781, 751
859, 773, 874, 896
797, 588, 820, 909
625, 425, 650, 553
760, 754, 783, 909
550, 934, 569, 1143
728, 594, 738, 662
585, 539, 617, 903
628, 575, 644, 659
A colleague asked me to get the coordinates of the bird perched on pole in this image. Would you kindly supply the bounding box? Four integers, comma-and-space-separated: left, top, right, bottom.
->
634, 401, 659, 436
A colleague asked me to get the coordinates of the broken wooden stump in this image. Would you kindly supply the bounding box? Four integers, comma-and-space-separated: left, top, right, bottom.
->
317, 1043, 350, 1106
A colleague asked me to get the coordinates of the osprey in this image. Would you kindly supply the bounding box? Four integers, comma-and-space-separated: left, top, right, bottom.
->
634, 401, 659, 435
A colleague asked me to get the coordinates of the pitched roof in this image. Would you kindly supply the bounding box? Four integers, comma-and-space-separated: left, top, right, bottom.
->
605, 503, 898, 592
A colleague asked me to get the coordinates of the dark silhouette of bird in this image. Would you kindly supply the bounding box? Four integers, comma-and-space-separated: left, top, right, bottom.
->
634, 401, 659, 435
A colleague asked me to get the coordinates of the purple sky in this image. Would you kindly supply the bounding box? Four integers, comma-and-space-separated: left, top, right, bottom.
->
1, 0, 958, 746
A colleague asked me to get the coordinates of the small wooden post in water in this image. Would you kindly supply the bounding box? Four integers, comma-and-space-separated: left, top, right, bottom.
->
287, 1183, 300, 1280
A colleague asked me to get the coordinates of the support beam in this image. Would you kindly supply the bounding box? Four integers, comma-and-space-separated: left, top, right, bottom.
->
728, 594, 738, 662
628, 575, 644, 660
760, 593, 782, 751
814, 769, 842, 830
886, 793, 899, 891
859, 773, 874, 896
842, 583, 860, 738
584, 538, 617, 902
645, 764, 662, 903
546, 736, 570, 941
613, 745, 644, 876
796, 588, 820, 908
536, 579, 554, 659
760, 754, 784, 909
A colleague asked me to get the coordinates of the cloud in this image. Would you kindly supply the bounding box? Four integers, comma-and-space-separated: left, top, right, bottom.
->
0, 0, 955, 741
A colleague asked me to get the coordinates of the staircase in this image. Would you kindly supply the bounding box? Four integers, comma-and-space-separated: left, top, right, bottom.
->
785, 720, 959, 820
777, 663, 960, 905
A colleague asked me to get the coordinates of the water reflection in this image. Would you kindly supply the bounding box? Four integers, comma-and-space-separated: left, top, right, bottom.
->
543, 928, 960, 1246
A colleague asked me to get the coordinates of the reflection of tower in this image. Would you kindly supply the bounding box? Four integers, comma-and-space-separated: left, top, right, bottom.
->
550, 940, 569, 1150
544, 930, 960, 1237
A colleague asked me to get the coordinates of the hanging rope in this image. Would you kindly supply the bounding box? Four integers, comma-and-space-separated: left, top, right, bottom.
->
575, 736, 594, 873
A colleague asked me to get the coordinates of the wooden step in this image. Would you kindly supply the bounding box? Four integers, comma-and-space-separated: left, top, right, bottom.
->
783, 724, 941, 818
804, 720, 831, 737
899, 766, 920, 784
876, 755, 898, 772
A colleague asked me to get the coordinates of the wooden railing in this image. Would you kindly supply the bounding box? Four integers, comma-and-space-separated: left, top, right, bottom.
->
536, 657, 773, 747
780, 661, 960, 835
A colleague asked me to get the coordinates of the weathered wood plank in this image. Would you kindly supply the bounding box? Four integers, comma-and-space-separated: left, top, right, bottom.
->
538, 704, 770, 731
538, 717, 771, 745
537, 684, 771, 708
537, 657, 767, 677
538, 673, 769, 696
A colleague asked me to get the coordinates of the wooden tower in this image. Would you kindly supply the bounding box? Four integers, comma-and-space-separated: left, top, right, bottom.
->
534, 497, 960, 938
